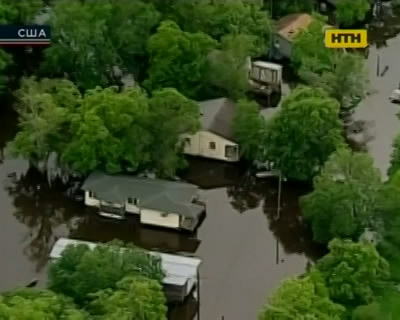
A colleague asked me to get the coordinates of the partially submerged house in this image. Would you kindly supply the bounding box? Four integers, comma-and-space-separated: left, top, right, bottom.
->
183, 98, 239, 162
49, 238, 202, 303
81, 172, 206, 231
274, 13, 314, 59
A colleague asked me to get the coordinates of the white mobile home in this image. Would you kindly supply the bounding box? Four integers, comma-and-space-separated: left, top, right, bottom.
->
183, 98, 239, 162
81, 172, 206, 231
49, 238, 202, 303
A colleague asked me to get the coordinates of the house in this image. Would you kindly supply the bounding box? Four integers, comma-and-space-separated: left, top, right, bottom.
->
274, 13, 314, 59
248, 61, 283, 95
49, 238, 202, 303
81, 172, 206, 231
183, 98, 239, 162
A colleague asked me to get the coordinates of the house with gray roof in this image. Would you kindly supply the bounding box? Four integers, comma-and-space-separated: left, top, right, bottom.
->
81, 172, 205, 231
183, 97, 239, 162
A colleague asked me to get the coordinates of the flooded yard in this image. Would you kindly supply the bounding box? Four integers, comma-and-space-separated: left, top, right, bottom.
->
0, 107, 322, 320
1, 10, 399, 320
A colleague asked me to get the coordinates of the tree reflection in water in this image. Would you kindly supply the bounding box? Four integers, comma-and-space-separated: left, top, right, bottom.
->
5, 167, 81, 271
227, 175, 326, 261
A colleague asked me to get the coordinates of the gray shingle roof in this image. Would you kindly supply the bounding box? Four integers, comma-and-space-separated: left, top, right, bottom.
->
81, 172, 204, 218
198, 97, 236, 141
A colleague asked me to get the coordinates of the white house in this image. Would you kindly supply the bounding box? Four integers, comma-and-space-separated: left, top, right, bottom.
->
183, 98, 239, 162
81, 172, 206, 231
49, 238, 202, 303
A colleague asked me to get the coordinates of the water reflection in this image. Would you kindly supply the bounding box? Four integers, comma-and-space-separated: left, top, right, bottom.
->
0, 108, 18, 164
5, 167, 79, 271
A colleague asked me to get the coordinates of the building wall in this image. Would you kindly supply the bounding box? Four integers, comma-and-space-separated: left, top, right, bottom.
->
140, 208, 180, 229
85, 191, 100, 206
183, 131, 239, 162
275, 35, 292, 58
125, 202, 140, 214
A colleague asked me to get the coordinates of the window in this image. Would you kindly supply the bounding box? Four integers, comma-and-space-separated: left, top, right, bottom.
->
160, 212, 169, 218
320, 3, 327, 12
127, 197, 139, 205
225, 145, 238, 159
184, 137, 191, 146
88, 191, 95, 198
209, 141, 216, 150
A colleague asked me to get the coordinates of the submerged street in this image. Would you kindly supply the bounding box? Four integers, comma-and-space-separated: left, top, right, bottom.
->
0, 10, 400, 320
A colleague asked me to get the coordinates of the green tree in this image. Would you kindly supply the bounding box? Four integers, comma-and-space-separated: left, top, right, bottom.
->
0, 288, 87, 319
299, 53, 368, 109
387, 134, 400, 178
0, 49, 12, 94
0, 0, 44, 24
208, 33, 255, 99
61, 87, 152, 174
316, 239, 390, 307
147, 88, 200, 177
336, 0, 371, 27
89, 276, 167, 320
301, 148, 382, 244
168, 0, 272, 55
145, 20, 217, 99
264, 86, 344, 181
292, 17, 337, 74
259, 271, 345, 320
48, 241, 164, 305
267, 0, 314, 18
233, 99, 267, 160
9, 77, 81, 166
41, 0, 160, 90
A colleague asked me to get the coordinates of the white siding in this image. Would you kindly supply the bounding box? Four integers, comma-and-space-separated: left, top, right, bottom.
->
275, 35, 292, 58
183, 131, 239, 162
84, 191, 100, 206
140, 209, 180, 229
125, 202, 140, 214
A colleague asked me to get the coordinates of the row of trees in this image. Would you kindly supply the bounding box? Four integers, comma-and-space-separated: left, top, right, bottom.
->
10, 77, 200, 177
0, 241, 168, 319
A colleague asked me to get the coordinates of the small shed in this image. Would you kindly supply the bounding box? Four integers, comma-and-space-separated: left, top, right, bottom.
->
49, 238, 202, 303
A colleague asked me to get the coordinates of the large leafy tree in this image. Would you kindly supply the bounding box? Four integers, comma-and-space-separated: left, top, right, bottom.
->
41, 0, 160, 90
299, 53, 368, 109
9, 77, 81, 166
316, 239, 390, 307
89, 276, 167, 320
387, 134, 400, 178
0, 288, 87, 319
0, 0, 44, 24
208, 33, 255, 100
0, 49, 12, 95
292, 18, 336, 74
145, 20, 217, 99
264, 86, 344, 181
233, 99, 267, 160
61, 87, 152, 174
301, 148, 382, 244
259, 271, 345, 320
336, 0, 371, 27
147, 88, 200, 177
48, 242, 164, 305
167, 0, 272, 55
267, 0, 314, 18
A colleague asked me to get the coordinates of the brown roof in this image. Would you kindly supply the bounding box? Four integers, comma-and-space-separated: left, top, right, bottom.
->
277, 13, 314, 42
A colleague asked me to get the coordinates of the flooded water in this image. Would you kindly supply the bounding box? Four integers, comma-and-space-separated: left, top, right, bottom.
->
1, 11, 399, 320
0, 106, 324, 320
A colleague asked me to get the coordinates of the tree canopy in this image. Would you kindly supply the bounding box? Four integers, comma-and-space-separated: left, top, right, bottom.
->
0, 288, 87, 320
145, 20, 217, 99
264, 86, 344, 181
336, 0, 371, 27
88, 276, 167, 320
48, 242, 165, 305
233, 99, 267, 160
0, 0, 44, 24
316, 239, 390, 307
259, 271, 345, 320
41, 0, 160, 90
301, 148, 382, 244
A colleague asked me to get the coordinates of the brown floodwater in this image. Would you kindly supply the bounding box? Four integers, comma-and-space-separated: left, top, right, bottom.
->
0, 106, 324, 320
1, 10, 399, 320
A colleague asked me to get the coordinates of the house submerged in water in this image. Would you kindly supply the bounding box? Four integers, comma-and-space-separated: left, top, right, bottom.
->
81, 172, 206, 231
49, 238, 202, 303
